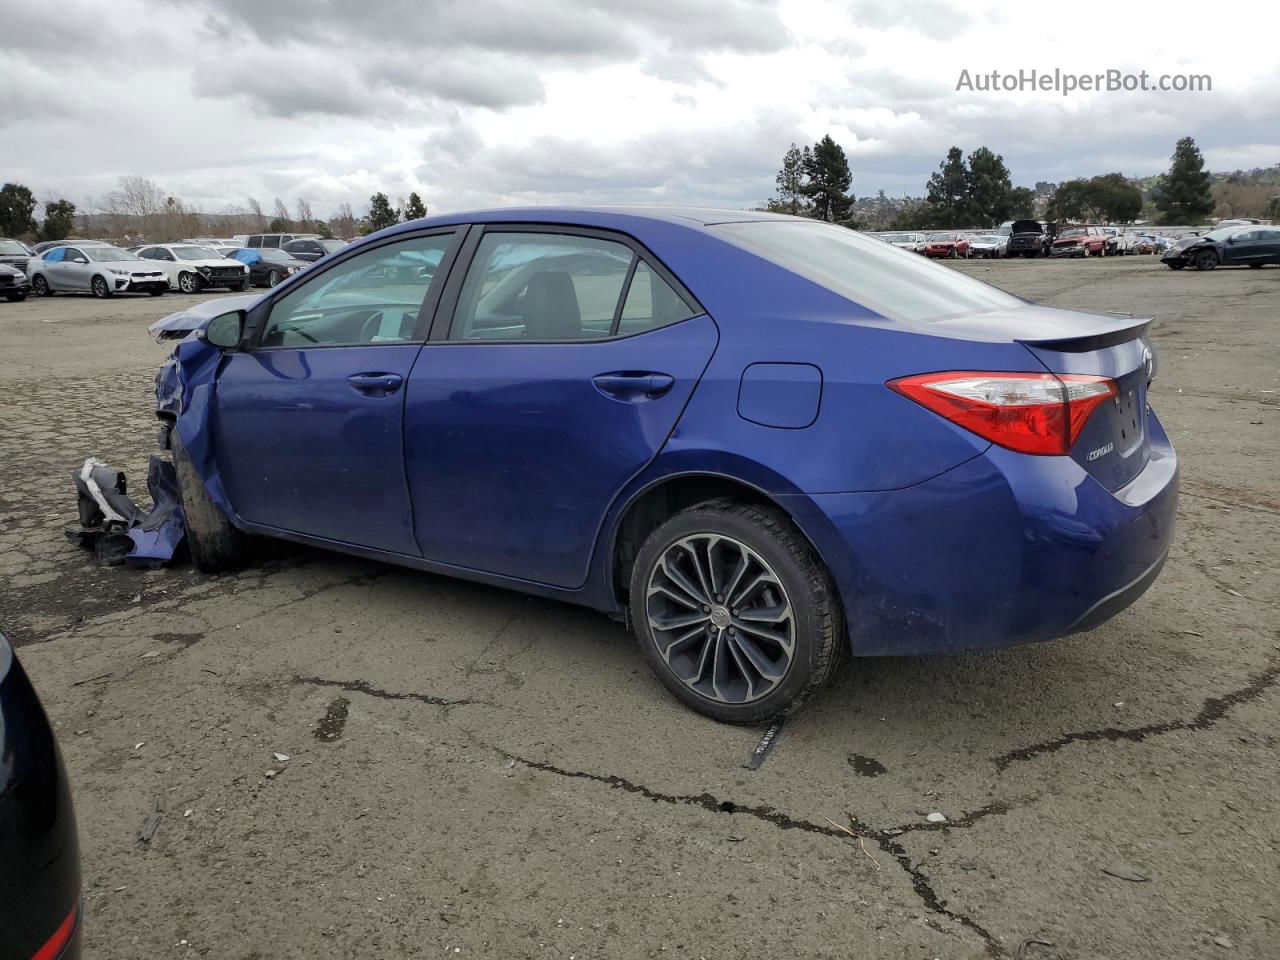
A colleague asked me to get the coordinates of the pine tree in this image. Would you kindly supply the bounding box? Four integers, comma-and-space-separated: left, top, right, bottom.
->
40, 199, 76, 241
926, 147, 969, 228
801, 135, 853, 222
366, 192, 401, 233
404, 192, 427, 221
964, 147, 1015, 227
0, 183, 37, 237
1154, 137, 1214, 224
769, 144, 810, 215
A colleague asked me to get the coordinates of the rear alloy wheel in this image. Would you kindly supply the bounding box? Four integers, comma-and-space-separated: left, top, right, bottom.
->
31, 275, 52, 296
267, 269, 283, 287
91, 275, 111, 298
178, 271, 202, 294
1195, 250, 1219, 271
631, 499, 841, 723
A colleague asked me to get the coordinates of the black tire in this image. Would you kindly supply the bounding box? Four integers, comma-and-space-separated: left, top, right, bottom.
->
5, 293, 27, 302
178, 271, 202, 294
267, 269, 283, 287
629, 499, 842, 723
231, 280, 248, 291
1194, 250, 1218, 271
1167, 262, 1185, 270
171, 429, 244, 572
91, 275, 111, 298
31, 275, 52, 296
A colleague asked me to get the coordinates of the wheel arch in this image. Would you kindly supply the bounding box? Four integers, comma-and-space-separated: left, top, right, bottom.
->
604, 467, 838, 618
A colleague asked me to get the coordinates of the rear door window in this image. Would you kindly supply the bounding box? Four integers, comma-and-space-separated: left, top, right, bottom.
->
449, 232, 634, 341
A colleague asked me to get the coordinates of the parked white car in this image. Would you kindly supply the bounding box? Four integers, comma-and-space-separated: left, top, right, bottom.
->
28, 245, 169, 298
968, 234, 1008, 258
881, 232, 928, 253
134, 243, 251, 293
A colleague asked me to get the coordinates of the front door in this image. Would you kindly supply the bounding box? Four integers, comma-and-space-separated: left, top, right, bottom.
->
404, 228, 718, 588
213, 230, 460, 554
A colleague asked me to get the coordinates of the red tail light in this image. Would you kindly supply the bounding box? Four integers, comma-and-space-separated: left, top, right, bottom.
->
888, 371, 1117, 455
31, 901, 79, 960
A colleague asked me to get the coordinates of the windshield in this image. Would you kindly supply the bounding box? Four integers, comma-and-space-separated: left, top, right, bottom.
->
260, 249, 295, 261
0, 240, 29, 255
927, 234, 953, 242
1203, 228, 1237, 242
1060, 229, 1086, 239
974, 236, 998, 243
173, 246, 220, 260
716, 221, 1023, 323
85, 247, 141, 262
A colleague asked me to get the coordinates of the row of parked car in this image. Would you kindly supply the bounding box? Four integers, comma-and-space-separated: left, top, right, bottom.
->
0, 233, 350, 301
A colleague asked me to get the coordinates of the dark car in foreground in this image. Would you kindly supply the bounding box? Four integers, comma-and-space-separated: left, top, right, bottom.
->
1161, 225, 1280, 270
149, 207, 1178, 722
1004, 219, 1047, 257
226, 247, 309, 287
1, 262, 32, 301
1, 630, 82, 960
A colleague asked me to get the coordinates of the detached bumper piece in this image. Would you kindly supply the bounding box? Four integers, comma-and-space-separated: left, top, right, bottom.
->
65, 456, 186, 568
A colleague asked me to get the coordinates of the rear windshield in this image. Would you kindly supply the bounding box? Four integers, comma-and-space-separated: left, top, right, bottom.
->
85, 247, 140, 262
716, 221, 1022, 323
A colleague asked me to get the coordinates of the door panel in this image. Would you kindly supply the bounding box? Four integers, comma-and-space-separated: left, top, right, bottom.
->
403, 314, 718, 588
214, 344, 423, 553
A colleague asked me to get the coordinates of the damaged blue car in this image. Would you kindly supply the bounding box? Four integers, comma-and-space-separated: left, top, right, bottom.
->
150, 208, 1178, 722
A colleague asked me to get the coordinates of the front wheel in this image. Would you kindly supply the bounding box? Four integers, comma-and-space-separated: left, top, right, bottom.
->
31, 275, 52, 296
5, 293, 27, 302
630, 499, 842, 723
178, 271, 202, 294
91, 275, 111, 298
1195, 250, 1219, 271
267, 269, 283, 287
171, 429, 245, 572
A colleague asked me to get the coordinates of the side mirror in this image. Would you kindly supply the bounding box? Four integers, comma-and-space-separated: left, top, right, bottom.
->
202, 311, 245, 349
1226, 236, 1236, 244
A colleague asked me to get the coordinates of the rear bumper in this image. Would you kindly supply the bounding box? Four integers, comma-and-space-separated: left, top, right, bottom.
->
788, 412, 1179, 656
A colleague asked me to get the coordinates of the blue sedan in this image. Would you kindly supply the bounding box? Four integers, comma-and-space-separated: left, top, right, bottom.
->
150, 207, 1178, 722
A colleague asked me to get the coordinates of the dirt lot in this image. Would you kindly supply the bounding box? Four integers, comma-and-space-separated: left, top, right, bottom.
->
1, 256, 1277, 959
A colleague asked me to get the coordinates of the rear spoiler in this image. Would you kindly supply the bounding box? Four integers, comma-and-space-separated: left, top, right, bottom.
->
1017, 317, 1151, 352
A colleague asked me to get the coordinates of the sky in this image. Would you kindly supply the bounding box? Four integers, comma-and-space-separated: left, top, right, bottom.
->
3, 0, 1278, 218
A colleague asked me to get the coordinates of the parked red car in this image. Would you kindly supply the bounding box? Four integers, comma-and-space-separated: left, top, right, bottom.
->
923, 233, 970, 258
1051, 226, 1107, 258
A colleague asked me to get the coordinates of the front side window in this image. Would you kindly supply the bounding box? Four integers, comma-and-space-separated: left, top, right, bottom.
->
259, 232, 454, 348
450, 232, 696, 342
716, 220, 1023, 324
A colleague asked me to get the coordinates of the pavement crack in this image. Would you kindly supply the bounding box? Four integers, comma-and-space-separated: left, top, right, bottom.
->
293, 675, 482, 708
993, 660, 1280, 771
497, 748, 1006, 955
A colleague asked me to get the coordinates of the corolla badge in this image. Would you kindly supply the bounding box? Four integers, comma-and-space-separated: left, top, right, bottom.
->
1087, 442, 1115, 462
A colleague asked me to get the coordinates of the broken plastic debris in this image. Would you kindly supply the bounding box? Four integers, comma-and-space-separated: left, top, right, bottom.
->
66, 456, 187, 568
273, 752, 290, 762
926, 812, 946, 823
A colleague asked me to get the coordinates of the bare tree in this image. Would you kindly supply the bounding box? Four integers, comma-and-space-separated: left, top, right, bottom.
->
271, 198, 291, 230
295, 198, 314, 227
247, 196, 266, 231
330, 201, 357, 239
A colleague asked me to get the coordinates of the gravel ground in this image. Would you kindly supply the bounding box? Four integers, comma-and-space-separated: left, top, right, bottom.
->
1, 256, 1277, 959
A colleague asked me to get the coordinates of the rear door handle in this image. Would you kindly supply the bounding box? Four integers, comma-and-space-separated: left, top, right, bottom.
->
347, 372, 404, 396
592, 372, 675, 402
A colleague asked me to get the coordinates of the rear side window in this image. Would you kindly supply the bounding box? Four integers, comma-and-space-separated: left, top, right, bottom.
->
716, 220, 1022, 324
247, 236, 263, 248
260, 233, 454, 348
617, 261, 695, 335
450, 232, 697, 341
46, 248, 65, 262
262, 236, 281, 248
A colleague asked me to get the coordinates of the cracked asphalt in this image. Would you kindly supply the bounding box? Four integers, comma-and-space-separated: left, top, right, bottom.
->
1, 256, 1277, 959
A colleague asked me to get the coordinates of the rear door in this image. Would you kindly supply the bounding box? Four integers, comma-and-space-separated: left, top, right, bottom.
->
403, 226, 718, 588
212, 230, 460, 554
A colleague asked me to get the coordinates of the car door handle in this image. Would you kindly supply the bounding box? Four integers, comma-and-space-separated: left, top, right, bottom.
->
592, 372, 675, 401
347, 372, 404, 396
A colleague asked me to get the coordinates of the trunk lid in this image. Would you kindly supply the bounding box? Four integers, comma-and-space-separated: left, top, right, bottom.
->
924, 305, 1154, 491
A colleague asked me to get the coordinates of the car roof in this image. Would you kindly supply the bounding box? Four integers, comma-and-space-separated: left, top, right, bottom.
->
385, 205, 797, 233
